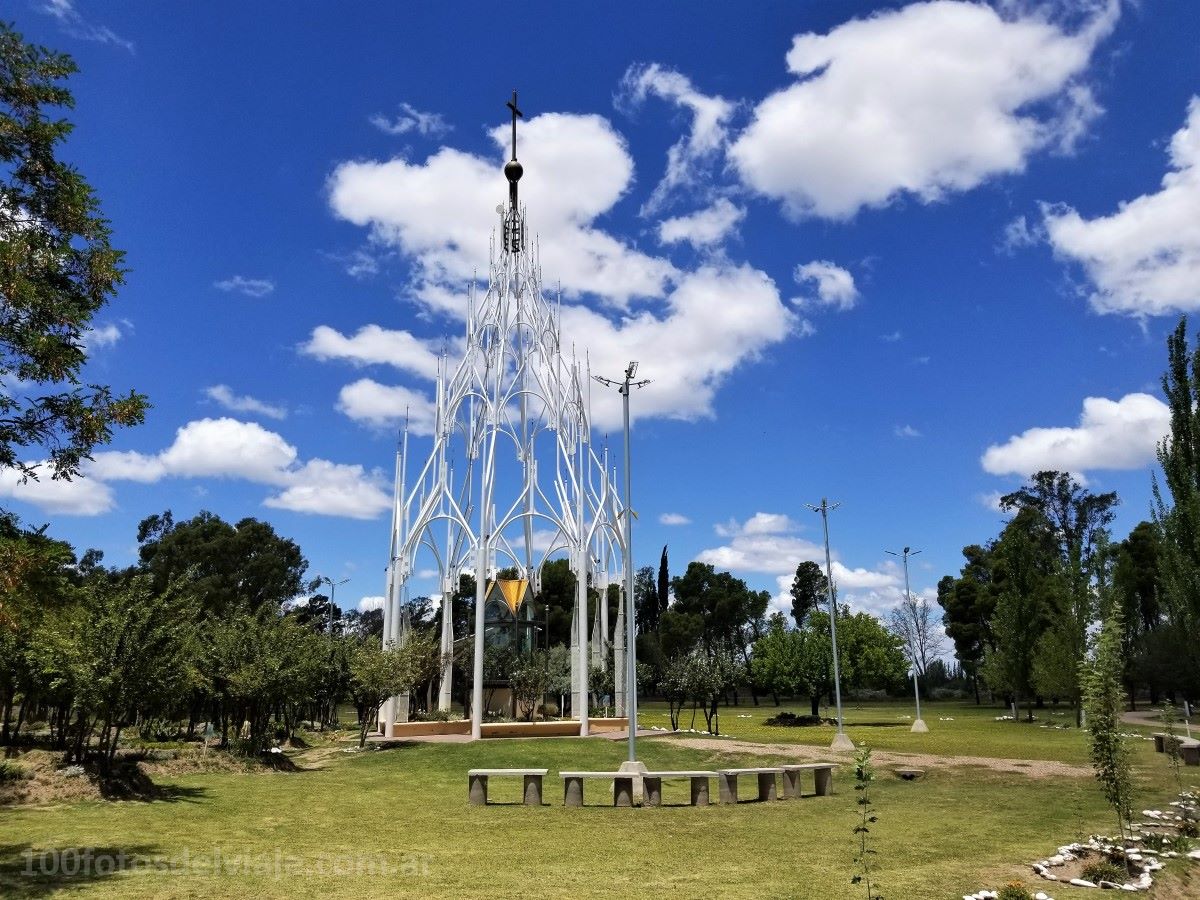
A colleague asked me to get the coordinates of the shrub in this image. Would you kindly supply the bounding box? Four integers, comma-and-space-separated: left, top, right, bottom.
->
1080, 861, 1126, 885
997, 883, 1032, 900
1178, 819, 1198, 838
0, 760, 29, 782
764, 711, 832, 727
412, 708, 451, 722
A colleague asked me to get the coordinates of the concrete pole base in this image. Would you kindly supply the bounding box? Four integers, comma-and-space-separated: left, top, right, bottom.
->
831, 731, 855, 751
910, 719, 929, 733
617, 759, 648, 804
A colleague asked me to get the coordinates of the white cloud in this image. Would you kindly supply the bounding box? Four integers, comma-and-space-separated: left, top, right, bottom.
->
999, 214, 1042, 254
618, 63, 735, 214
336, 379, 438, 434
977, 490, 1005, 512
1043, 97, 1200, 316
729, 0, 1118, 218
357, 596, 386, 613
369, 103, 452, 138
659, 512, 691, 526
329, 112, 676, 309
40, 0, 134, 52
880, 331, 902, 343
63, 418, 389, 519
793, 261, 859, 311
0, 466, 115, 515
981, 392, 1170, 476
561, 265, 794, 430
894, 424, 922, 439
204, 385, 287, 421
300, 324, 443, 380
214, 275, 275, 298
82, 322, 122, 350
265, 459, 391, 520
658, 199, 746, 249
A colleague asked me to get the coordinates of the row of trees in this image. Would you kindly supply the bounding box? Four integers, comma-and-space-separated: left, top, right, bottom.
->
0, 509, 447, 767
940, 319, 1200, 719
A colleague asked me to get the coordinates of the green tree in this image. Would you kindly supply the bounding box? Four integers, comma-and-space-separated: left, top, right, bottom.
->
1153, 316, 1200, 701
1111, 520, 1162, 707
1080, 612, 1134, 840
937, 544, 996, 703
657, 545, 670, 624
0, 23, 147, 485
633, 565, 658, 632
982, 508, 1060, 720
349, 641, 410, 749
790, 560, 827, 628
136, 510, 308, 616
1002, 471, 1117, 723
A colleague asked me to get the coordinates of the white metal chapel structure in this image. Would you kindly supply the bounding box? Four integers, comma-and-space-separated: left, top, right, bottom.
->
379, 93, 631, 740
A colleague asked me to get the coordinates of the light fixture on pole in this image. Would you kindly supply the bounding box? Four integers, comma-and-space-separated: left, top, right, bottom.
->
885, 546, 927, 734
806, 498, 854, 752
593, 361, 649, 765
319, 576, 350, 641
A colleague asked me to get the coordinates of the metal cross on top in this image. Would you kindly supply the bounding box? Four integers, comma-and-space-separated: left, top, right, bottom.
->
506, 90, 523, 161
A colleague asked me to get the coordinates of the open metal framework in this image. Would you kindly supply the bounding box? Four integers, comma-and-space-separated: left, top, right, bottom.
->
379, 93, 630, 739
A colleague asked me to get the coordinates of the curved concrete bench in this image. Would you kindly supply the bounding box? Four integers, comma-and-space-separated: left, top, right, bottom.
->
641, 771, 718, 807
560, 771, 637, 807
467, 768, 548, 806
718, 767, 784, 804
781, 763, 837, 797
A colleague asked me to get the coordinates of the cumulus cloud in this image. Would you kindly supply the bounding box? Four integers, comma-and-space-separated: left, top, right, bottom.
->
1043, 97, 1200, 316
336, 379, 438, 434
0, 466, 115, 515
658, 198, 746, 248
981, 392, 1170, 476
204, 385, 287, 420
369, 102, 451, 138
894, 424, 922, 439
214, 275, 275, 297
618, 63, 735, 214
561, 265, 794, 430
729, 0, 1118, 218
300, 325, 443, 380
329, 112, 676, 308
357, 596, 386, 613
82, 322, 123, 350
4, 418, 390, 519
793, 261, 859, 311
659, 512, 691, 526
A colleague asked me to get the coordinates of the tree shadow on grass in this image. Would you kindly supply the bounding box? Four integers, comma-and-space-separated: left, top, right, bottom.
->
0, 844, 162, 898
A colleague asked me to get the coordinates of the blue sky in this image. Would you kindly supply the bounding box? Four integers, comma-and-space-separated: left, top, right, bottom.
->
3, 0, 1198, 620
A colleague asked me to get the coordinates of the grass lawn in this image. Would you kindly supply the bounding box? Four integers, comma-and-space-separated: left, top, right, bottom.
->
0, 700, 1194, 899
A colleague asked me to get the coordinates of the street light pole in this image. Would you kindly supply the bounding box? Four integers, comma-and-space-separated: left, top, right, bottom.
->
318, 575, 349, 728
319, 576, 350, 641
594, 361, 649, 764
807, 499, 853, 752
885, 547, 927, 734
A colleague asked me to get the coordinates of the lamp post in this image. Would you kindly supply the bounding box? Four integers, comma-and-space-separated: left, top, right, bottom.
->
885, 546, 927, 734
318, 576, 350, 641
594, 361, 649, 764
807, 498, 853, 751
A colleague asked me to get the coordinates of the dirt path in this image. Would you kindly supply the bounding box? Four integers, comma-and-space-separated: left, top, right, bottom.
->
658, 736, 1092, 779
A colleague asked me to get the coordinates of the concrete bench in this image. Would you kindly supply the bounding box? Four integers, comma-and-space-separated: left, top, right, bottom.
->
641, 771, 718, 807
718, 767, 784, 804
560, 771, 637, 807
781, 763, 837, 797
467, 768, 548, 806
1183, 742, 1200, 766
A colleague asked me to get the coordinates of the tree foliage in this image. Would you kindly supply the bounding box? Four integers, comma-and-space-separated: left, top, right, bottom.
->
0, 22, 147, 484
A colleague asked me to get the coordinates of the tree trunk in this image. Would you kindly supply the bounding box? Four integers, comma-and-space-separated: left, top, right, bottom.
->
810, 694, 820, 717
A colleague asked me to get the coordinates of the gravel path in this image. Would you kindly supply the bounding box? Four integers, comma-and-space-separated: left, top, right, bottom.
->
657, 736, 1092, 779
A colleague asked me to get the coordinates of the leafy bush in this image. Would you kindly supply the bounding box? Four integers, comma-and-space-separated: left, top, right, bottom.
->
764, 711, 833, 727
1178, 819, 1198, 838
412, 708, 451, 722
1080, 860, 1126, 885
0, 760, 29, 782
997, 883, 1032, 900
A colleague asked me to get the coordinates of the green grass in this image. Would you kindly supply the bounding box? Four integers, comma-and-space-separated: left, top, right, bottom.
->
649, 698, 1164, 765
0, 700, 1192, 899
